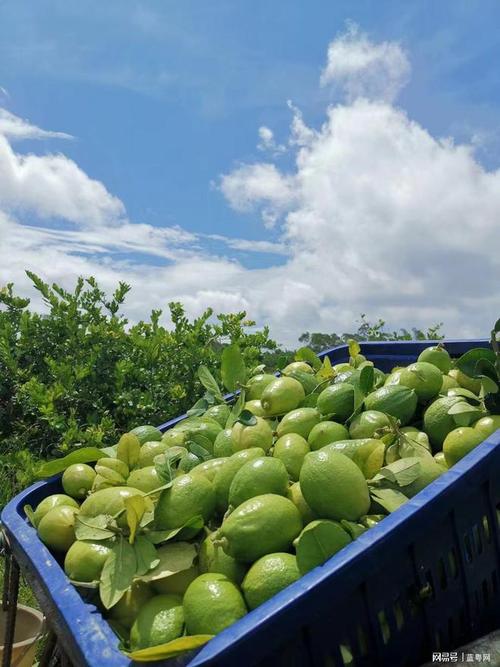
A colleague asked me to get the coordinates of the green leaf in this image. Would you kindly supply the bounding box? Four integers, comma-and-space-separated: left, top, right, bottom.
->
75, 514, 115, 541
376, 458, 422, 487
154, 454, 175, 485
251, 364, 266, 376
455, 348, 496, 379
187, 432, 213, 452
295, 346, 322, 371
447, 388, 482, 403
359, 365, 374, 395
145, 515, 204, 545
100, 537, 137, 609
186, 398, 209, 418
236, 409, 257, 427
221, 344, 247, 392
35, 447, 107, 478
125, 495, 147, 544
197, 365, 223, 401
448, 401, 483, 427
100, 444, 118, 458
340, 520, 367, 539
23, 505, 36, 527
126, 635, 214, 662
369, 487, 408, 513
187, 441, 212, 461
316, 355, 335, 381
348, 339, 361, 358
137, 542, 197, 583
225, 389, 246, 429
134, 536, 160, 576
116, 433, 141, 469
474, 358, 498, 382
481, 376, 499, 395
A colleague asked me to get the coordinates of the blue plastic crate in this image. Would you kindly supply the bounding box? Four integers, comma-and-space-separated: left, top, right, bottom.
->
2, 339, 500, 667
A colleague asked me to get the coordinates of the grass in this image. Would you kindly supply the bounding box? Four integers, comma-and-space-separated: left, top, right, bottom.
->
0, 557, 39, 609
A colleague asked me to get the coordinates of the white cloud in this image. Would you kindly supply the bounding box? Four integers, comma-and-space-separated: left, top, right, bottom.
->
0, 108, 73, 141
320, 22, 410, 102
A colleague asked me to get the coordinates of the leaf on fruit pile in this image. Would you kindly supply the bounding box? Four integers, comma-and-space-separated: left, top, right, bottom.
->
75, 514, 115, 541
225, 389, 246, 429
134, 536, 160, 576
373, 458, 421, 487
100, 537, 137, 609
23, 505, 36, 527
187, 441, 212, 461
316, 355, 335, 381
126, 635, 214, 662
35, 447, 108, 478
125, 495, 147, 544
295, 346, 322, 370
369, 487, 409, 513
340, 520, 367, 539
236, 409, 257, 427
116, 433, 141, 469
186, 398, 209, 418
100, 444, 118, 458
348, 339, 361, 359
251, 364, 266, 376
221, 344, 247, 392
455, 348, 497, 379
145, 515, 204, 545
359, 365, 374, 395
448, 401, 483, 427
197, 366, 223, 401
137, 542, 197, 583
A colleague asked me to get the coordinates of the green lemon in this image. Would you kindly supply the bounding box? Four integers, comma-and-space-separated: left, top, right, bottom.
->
443, 427, 485, 467
433, 452, 448, 468
323, 439, 385, 479
127, 466, 161, 493
418, 345, 452, 374
349, 411, 390, 440
138, 440, 169, 467
191, 457, 228, 482
108, 581, 153, 629
152, 566, 199, 596
260, 377, 305, 416
231, 416, 273, 452
474, 415, 500, 439
276, 408, 320, 440
37, 505, 79, 552
242, 553, 300, 610
94, 458, 128, 487
316, 384, 355, 422
449, 369, 482, 395
360, 514, 385, 528
282, 361, 314, 375
183, 573, 247, 635
440, 374, 460, 394
213, 447, 265, 513
300, 450, 370, 521
399, 429, 431, 458
273, 433, 310, 481
334, 369, 355, 384
423, 396, 463, 449
198, 532, 247, 585
204, 404, 231, 427
213, 428, 236, 457
64, 540, 111, 582
155, 473, 215, 530
373, 368, 386, 389
130, 594, 184, 650
364, 386, 418, 426
397, 362, 443, 402
287, 482, 317, 524
244, 400, 266, 417
228, 457, 289, 508
384, 369, 404, 386
161, 430, 187, 448
217, 494, 303, 563
247, 373, 277, 401
333, 363, 352, 374
294, 520, 351, 575
308, 421, 349, 451
130, 424, 162, 445
33, 494, 79, 528
178, 452, 202, 474
62, 464, 96, 500
80, 486, 152, 529
402, 458, 446, 497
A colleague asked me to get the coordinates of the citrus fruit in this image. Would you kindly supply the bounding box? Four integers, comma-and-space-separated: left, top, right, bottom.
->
127, 466, 161, 493
402, 458, 446, 497
217, 494, 303, 563
294, 520, 351, 575
191, 457, 228, 482
155, 473, 215, 530
440, 374, 460, 394
276, 407, 320, 439
130, 424, 162, 445
474, 415, 500, 439
94, 458, 128, 486
232, 417, 273, 452
32, 494, 79, 528
64, 540, 111, 582
418, 345, 452, 373
399, 429, 431, 458
244, 400, 266, 417
273, 433, 310, 481
286, 370, 320, 395
108, 581, 153, 629
373, 368, 386, 388
364, 386, 418, 425
130, 594, 184, 650
449, 369, 482, 394
204, 403, 231, 427
433, 452, 448, 468
360, 514, 385, 528
152, 566, 199, 595
198, 532, 247, 585
316, 384, 355, 422
37, 505, 79, 552
260, 377, 305, 416
333, 363, 352, 374
384, 368, 404, 386
397, 362, 443, 402
228, 457, 289, 508
282, 361, 314, 375
300, 450, 370, 521
80, 486, 152, 529
423, 396, 463, 449
213, 447, 265, 513
178, 452, 201, 473
246, 373, 276, 401
161, 430, 187, 447
183, 573, 247, 635
443, 427, 485, 467
348, 411, 390, 439
307, 421, 349, 450
323, 439, 385, 479
213, 428, 236, 457
62, 464, 96, 500
242, 553, 300, 610
138, 440, 169, 467
287, 482, 317, 524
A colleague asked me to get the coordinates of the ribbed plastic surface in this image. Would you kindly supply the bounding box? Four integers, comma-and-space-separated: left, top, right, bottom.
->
2, 339, 499, 667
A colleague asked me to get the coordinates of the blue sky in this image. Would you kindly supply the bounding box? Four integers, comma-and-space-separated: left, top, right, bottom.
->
1, 1, 500, 344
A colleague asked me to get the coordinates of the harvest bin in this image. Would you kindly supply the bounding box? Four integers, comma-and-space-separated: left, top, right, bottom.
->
2, 339, 500, 667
